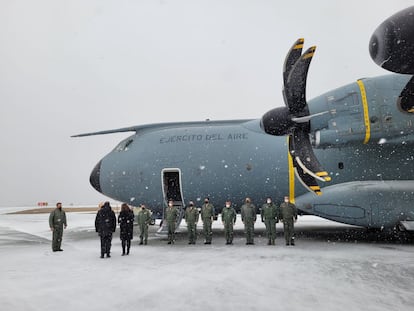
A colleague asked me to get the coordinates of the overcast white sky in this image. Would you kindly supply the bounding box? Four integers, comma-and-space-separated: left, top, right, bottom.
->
0, 0, 412, 207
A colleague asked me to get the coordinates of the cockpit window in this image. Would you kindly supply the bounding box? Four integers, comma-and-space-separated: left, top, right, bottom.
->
115, 138, 134, 152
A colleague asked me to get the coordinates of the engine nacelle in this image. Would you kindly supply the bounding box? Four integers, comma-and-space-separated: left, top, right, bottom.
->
308, 75, 414, 148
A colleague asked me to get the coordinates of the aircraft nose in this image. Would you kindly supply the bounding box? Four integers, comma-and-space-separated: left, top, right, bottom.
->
90, 160, 102, 193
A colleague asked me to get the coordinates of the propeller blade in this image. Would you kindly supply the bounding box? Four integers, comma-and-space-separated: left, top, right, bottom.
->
398, 75, 414, 113
294, 165, 323, 196
283, 38, 304, 86
287, 135, 322, 196
284, 46, 316, 114
290, 129, 331, 182
262, 39, 332, 196
291, 110, 332, 123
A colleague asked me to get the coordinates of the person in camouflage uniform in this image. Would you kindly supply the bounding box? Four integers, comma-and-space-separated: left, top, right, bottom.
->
49, 202, 67, 252
137, 204, 152, 245
184, 201, 199, 244
221, 200, 237, 245
200, 197, 215, 244
241, 197, 257, 245
261, 197, 279, 245
279, 196, 298, 246
165, 200, 178, 244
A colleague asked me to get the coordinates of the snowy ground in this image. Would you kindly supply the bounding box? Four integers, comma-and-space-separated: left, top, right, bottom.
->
1, 208, 413, 311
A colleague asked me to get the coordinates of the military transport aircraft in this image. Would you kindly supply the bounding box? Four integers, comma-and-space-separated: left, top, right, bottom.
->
74, 7, 414, 232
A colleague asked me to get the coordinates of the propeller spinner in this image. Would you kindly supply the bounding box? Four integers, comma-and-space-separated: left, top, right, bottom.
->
369, 6, 414, 114
261, 39, 331, 196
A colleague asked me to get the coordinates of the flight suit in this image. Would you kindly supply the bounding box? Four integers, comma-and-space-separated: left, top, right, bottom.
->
241, 203, 257, 244
137, 208, 152, 245
261, 203, 279, 245
166, 206, 178, 244
184, 206, 199, 244
221, 205, 237, 244
279, 202, 298, 245
201, 203, 215, 244
49, 208, 67, 251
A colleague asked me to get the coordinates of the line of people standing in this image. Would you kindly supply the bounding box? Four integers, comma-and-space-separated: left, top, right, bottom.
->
49, 196, 297, 257
243, 195, 298, 246
166, 196, 298, 246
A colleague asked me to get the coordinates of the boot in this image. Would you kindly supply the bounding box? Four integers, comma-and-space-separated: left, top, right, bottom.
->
122, 245, 126, 256
144, 239, 147, 245
267, 239, 271, 245
272, 239, 275, 245
139, 238, 143, 245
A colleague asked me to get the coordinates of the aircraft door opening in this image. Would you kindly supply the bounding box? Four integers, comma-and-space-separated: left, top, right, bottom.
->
162, 170, 183, 203
159, 169, 186, 234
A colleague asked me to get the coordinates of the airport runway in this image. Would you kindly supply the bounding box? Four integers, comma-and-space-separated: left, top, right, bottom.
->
0, 208, 413, 311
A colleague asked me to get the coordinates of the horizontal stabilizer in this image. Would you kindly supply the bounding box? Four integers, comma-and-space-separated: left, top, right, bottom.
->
71, 126, 140, 137
72, 119, 252, 138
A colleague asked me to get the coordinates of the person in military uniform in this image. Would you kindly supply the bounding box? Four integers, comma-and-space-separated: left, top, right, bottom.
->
241, 197, 257, 245
95, 201, 116, 258
261, 197, 279, 245
49, 202, 67, 252
221, 200, 237, 245
137, 204, 152, 245
201, 197, 215, 244
279, 196, 298, 246
118, 203, 134, 255
165, 200, 178, 244
184, 201, 199, 244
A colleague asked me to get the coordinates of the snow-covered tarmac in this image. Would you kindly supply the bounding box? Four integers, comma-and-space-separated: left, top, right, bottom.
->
1, 208, 413, 311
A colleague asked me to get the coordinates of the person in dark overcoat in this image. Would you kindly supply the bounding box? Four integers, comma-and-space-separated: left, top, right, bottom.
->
118, 203, 134, 255
95, 201, 116, 258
